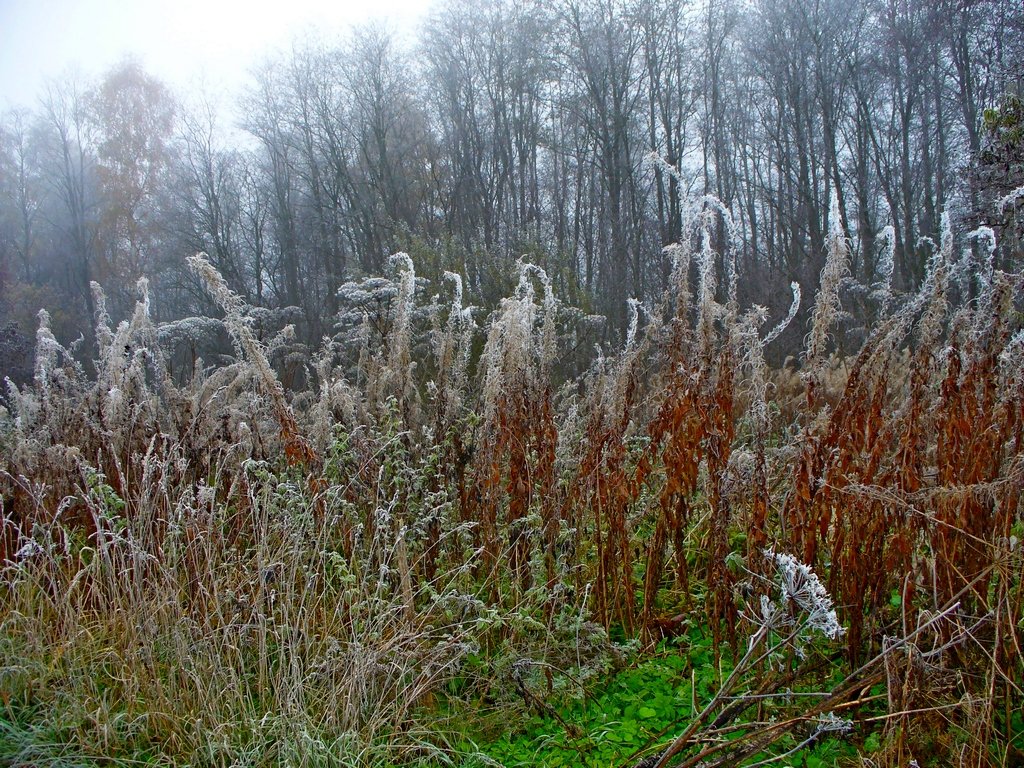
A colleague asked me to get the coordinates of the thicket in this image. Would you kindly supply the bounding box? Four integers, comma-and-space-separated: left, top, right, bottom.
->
1, 194, 1022, 767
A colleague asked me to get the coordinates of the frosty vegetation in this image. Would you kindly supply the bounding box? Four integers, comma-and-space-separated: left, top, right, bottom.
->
0, 1, 1022, 764
0, 180, 1022, 766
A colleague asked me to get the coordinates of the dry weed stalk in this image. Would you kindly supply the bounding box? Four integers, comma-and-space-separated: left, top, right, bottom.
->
188, 253, 317, 467
470, 260, 560, 604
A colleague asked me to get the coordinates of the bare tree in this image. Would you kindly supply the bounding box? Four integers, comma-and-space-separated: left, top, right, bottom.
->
39, 75, 99, 320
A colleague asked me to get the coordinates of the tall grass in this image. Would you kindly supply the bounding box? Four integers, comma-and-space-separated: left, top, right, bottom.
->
1, 195, 1022, 766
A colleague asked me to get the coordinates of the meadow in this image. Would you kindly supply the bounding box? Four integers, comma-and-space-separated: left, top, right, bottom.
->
1, 199, 1022, 767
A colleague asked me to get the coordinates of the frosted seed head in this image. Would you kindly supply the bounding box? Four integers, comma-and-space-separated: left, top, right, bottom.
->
15, 538, 44, 560
764, 548, 846, 641
874, 225, 896, 297
625, 298, 641, 351
764, 283, 801, 347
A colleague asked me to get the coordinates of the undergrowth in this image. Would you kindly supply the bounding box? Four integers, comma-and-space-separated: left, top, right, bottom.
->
1, 193, 1022, 767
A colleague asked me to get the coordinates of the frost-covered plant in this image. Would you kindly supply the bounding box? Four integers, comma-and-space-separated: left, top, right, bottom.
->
647, 549, 848, 768
999, 328, 1024, 395
380, 252, 417, 413
91, 281, 115, 358
664, 241, 691, 327
998, 184, 1024, 212
3, 308, 88, 466
188, 252, 315, 465
914, 229, 951, 364
479, 259, 556, 434
469, 258, 566, 602
760, 548, 845, 645
873, 225, 897, 301
694, 200, 729, 364
432, 271, 475, 432
307, 338, 358, 454
625, 297, 642, 351
0, 432, 494, 766
156, 315, 226, 348
0, 193, 1019, 768
335, 255, 432, 426
89, 279, 169, 439
727, 284, 799, 562
651, 154, 736, 333
735, 283, 801, 437
764, 282, 801, 348
803, 189, 851, 405
964, 223, 998, 317
32, 308, 65, 404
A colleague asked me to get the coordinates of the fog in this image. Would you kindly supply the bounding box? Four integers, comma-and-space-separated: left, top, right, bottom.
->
0, 0, 428, 110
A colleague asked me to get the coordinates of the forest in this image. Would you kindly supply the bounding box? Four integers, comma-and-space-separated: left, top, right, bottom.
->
1, 0, 1023, 765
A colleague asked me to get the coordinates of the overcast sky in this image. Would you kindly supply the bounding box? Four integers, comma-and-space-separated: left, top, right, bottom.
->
0, 0, 430, 111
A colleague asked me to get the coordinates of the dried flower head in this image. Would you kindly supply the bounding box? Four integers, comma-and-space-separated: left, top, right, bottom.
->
765, 548, 845, 641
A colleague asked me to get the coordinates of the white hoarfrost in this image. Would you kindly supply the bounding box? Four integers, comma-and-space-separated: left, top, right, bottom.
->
764, 548, 845, 642
803, 189, 851, 390
763, 282, 801, 347
873, 225, 896, 299
479, 260, 556, 434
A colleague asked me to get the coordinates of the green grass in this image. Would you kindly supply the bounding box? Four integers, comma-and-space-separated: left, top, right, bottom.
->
443, 630, 869, 768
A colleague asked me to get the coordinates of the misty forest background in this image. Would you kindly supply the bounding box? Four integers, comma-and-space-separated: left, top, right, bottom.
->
0, 0, 1021, 362
2, 0, 1024, 766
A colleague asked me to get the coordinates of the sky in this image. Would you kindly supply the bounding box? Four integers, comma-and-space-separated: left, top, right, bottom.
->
0, 0, 431, 112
